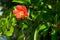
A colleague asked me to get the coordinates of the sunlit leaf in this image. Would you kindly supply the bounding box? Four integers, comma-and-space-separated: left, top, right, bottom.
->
22, 23, 28, 29
12, 0, 31, 4
34, 24, 47, 40
11, 17, 16, 26
5, 27, 14, 36
48, 5, 52, 9
51, 28, 57, 40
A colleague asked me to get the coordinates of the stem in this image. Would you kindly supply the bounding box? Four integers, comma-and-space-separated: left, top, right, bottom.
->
22, 28, 26, 40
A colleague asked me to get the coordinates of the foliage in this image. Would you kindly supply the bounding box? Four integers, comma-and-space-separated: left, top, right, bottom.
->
0, 0, 60, 40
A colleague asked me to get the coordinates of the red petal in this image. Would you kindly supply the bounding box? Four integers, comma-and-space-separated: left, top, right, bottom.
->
15, 11, 24, 19
16, 5, 27, 13
22, 6, 28, 14
16, 14, 21, 18
20, 13, 25, 19
22, 6, 27, 12
21, 15, 25, 19
16, 5, 24, 11
24, 13, 28, 16
13, 10, 19, 14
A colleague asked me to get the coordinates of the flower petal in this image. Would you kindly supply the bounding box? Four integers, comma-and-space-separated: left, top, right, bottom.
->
13, 10, 19, 14
16, 5, 24, 11
16, 14, 21, 18
16, 5, 27, 12
13, 5, 28, 19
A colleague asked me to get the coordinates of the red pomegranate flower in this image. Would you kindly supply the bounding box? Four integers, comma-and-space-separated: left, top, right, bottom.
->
13, 5, 28, 19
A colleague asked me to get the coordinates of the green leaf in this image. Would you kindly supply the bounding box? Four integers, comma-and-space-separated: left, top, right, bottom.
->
22, 23, 28, 29
38, 24, 46, 31
12, 0, 31, 4
34, 29, 38, 40
26, 0, 31, 3
5, 27, 14, 36
31, 11, 41, 20
34, 24, 47, 40
17, 34, 24, 40
47, 5, 52, 9
12, 0, 25, 4
51, 28, 57, 40
11, 17, 16, 26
